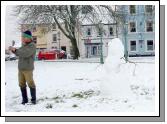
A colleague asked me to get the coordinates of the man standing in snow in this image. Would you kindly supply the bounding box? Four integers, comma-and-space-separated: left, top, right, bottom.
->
9, 30, 36, 105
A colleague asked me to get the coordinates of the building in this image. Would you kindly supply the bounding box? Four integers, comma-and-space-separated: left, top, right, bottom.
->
20, 5, 155, 59
80, 23, 117, 58
80, 5, 155, 58
21, 23, 72, 54
120, 5, 155, 57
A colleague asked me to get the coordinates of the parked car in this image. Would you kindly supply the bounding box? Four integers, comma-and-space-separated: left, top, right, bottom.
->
38, 51, 56, 60
10, 56, 17, 61
37, 49, 67, 60
5, 54, 17, 61
5, 54, 10, 61
54, 50, 67, 59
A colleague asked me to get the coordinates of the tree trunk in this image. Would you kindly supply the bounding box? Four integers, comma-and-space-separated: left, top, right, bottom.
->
70, 38, 80, 59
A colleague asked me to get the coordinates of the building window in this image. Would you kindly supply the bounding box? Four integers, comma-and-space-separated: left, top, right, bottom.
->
98, 30, 101, 36
53, 34, 57, 42
129, 5, 136, 14
52, 24, 56, 30
91, 46, 97, 55
91, 45, 100, 56
130, 40, 136, 51
61, 46, 66, 52
32, 27, 37, 32
109, 27, 113, 36
147, 40, 154, 51
129, 22, 136, 32
145, 5, 153, 14
146, 21, 153, 32
32, 36, 37, 44
97, 46, 101, 55
97, 28, 103, 36
87, 28, 91, 36
52, 46, 57, 49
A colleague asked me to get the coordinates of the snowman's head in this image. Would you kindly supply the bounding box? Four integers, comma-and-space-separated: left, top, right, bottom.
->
108, 38, 124, 59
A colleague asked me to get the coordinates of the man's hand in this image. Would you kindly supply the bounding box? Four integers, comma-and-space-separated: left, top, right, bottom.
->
8, 46, 16, 52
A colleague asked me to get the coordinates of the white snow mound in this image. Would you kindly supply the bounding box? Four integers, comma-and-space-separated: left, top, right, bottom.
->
100, 38, 133, 99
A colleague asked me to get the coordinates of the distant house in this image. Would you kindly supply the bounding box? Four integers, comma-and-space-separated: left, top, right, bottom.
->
80, 5, 155, 58
21, 23, 72, 54
21, 21, 117, 59
80, 23, 117, 58
120, 5, 155, 57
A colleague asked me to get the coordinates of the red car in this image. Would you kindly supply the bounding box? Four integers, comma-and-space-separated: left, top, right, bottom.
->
38, 50, 66, 60
38, 51, 56, 60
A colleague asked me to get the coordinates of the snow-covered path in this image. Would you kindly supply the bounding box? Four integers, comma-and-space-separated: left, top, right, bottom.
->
5, 59, 155, 113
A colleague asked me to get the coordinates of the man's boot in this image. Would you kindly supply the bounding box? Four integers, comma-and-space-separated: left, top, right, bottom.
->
20, 87, 28, 104
30, 87, 36, 104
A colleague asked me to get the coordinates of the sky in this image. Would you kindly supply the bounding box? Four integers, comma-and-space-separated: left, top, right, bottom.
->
5, 6, 21, 49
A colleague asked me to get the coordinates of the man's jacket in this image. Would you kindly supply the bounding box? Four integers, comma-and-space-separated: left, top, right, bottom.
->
14, 42, 36, 70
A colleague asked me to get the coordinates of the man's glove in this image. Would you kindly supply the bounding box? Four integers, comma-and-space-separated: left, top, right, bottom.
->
8, 46, 16, 52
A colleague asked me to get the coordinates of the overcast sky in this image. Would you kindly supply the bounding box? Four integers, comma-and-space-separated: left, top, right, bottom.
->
5, 6, 21, 49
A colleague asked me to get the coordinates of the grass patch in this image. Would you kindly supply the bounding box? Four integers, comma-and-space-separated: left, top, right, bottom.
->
52, 96, 61, 100
46, 103, 53, 109
71, 90, 98, 99
72, 93, 84, 98
72, 104, 78, 108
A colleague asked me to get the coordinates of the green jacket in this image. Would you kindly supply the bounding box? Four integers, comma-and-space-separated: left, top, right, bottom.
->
14, 42, 36, 70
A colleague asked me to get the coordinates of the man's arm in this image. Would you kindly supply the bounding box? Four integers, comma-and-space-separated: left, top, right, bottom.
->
15, 44, 36, 58
8, 46, 17, 54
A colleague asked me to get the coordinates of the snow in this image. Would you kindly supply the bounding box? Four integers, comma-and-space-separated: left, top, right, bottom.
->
13, 41, 21, 48
5, 6, 21, 49
99, 39, 139, 99
5, 38, 155, 113
105, 38, 124, 67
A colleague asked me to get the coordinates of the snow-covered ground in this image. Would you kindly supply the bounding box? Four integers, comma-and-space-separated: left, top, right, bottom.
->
5, 38, 155, 113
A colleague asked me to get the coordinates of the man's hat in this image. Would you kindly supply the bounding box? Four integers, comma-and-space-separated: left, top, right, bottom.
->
22, 30, 32, 39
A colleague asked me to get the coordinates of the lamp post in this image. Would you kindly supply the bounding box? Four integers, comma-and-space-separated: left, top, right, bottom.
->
124, 22, 128, 62
98, 21, 104, 64
57, 31, 61, 50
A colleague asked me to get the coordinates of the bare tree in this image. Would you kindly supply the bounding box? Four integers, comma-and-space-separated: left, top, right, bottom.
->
14, 5, 136, 59
13, 5, 97, 59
